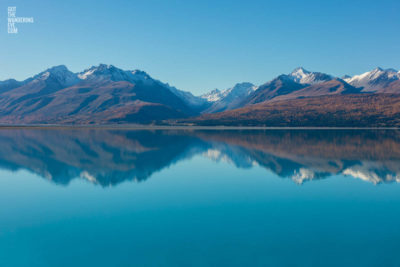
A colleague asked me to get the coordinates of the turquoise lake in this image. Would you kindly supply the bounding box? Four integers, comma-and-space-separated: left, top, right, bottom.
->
0, 129, 400, 266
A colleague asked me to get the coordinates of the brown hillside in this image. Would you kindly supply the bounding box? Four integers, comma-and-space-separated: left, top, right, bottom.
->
181, 94, 400, 127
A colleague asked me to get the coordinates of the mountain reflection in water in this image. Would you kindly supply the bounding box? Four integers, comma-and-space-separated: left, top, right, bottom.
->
1, 128, 400, 186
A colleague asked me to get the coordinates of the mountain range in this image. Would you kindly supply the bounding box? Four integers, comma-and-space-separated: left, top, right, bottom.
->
1, 64, 400, 125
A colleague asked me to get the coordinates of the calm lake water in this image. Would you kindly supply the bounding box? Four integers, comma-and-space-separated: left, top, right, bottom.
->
1, 129, 400, 266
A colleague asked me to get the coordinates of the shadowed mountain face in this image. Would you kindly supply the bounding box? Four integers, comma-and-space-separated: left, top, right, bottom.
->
243, 75, 307, 105
1, 129, 400, 186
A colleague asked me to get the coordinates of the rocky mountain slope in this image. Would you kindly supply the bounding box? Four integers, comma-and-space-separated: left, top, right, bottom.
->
199, 67, 400, 113
1, 65, 399, 125
0, 64, 199, 124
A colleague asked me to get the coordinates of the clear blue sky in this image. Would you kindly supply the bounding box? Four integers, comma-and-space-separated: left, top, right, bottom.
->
1, 0, 399, 94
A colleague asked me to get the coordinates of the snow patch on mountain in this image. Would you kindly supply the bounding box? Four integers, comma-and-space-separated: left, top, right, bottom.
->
31, 65, 81, 87
344, 67, 400, 92
201, 83, 256, 103
289, 67, 333, 84
200, 82, 257, 113
201, 89, 224, 102
222, 82, 257, 99
78, 64, 134, 82
77, 64, 206, 107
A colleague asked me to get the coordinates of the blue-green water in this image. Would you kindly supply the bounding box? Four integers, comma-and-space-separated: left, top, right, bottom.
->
0, 129, 400, 266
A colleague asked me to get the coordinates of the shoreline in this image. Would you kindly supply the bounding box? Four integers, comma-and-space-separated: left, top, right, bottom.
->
0, 124, 399, 130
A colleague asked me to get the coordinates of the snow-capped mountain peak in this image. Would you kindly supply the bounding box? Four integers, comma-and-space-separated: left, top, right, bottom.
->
31, 65, 80, 87
200, 83, 256, 104
78, 64, 159, 86
78, 64, 132, 82
222, 82, 256, 98
77, 64, 206, 107
344, 67, 400, 92
289, 67, 332, 84
289, 67, 310, 80
201, 89, 223, 102
200, 82, 257, 113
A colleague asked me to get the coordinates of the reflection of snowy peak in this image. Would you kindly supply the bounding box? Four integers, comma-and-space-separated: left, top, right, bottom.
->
202, 144, 257, 169
343, 161, 400, 184
291, 168, 317, 184
1, 129, 400, 187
